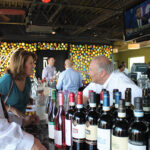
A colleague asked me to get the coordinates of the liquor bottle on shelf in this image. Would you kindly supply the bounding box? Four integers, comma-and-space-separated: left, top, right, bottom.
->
97, 89, 106, 115
125, 88, 133, 123
54, 92, 66, 149
97, 91, 112, 150
48, 89, 57, 141
110, 89, 119, 113
72, 91, 86, 150
65, 92, 76, 150
112, 99, 128, 150
85, 91, 99, 150
112, 91, 121, 121
142, 88, 149, 97
128, 97, 149, 150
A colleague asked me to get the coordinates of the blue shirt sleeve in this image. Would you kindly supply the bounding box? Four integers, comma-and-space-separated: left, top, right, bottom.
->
0, 74, 12, 97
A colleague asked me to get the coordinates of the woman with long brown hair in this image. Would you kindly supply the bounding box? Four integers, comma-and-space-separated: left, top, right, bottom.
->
0, 48, 38, 125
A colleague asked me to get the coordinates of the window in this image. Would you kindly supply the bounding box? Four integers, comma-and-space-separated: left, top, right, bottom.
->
129, 56, 145, 71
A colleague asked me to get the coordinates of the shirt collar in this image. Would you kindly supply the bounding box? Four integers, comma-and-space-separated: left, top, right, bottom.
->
66, 68, 72, 70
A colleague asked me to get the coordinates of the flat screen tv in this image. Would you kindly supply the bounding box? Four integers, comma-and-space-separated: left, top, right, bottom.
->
124, 0, 150, 41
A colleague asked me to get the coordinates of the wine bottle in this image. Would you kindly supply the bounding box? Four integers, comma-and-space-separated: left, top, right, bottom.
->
54, 92, 66, 149
97, 89, 106, 115
48, 89, 57, 141
86, 90, 93, 111
112, 91, 121, 121
112, 99, 128, 150
143, 95, 150, 127
65, 92, 76, 150
143, 88, 149, 97
128, 97, 149, 150
85, 91, 99, 150
45, 88, 51, 114
125, 88, 133, 123
97, 91, 112, 150
72, 91, 86, 150
45, 90, 52, 123
110, 89, 119, 113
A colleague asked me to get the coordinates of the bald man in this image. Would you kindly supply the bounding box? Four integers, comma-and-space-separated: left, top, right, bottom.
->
83, 56, 142, 105
56, 59, 83, 93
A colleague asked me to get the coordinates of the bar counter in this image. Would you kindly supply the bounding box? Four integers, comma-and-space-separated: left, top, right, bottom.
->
23, 120, 65, 150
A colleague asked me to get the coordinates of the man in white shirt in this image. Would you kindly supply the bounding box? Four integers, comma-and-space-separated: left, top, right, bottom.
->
0, 100, 46, 150
83, 56, 142, 105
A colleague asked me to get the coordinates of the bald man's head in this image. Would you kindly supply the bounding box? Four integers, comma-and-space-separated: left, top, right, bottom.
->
65, 59, 73, 68
89, 56, 113, 84
92, 56, 113, 74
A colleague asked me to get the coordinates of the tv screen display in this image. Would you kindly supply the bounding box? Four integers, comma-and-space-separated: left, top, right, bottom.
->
124, 0, 150, 41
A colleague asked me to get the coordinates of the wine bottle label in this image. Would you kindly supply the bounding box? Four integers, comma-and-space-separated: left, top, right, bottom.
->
65, 119, 72, 146
125, 102, 131, 106
97, 128, 111, 150
54, 130, 62, 146
72, 123, 85, 139
112, 135, 128, 150
48, 121, 54, 139
85, 123, 97, 141
128, 143, 146, 150
143, 107, 150, 112
134, 111, 144, 117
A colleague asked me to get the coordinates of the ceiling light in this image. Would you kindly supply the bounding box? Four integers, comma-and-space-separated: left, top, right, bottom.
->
52, 31, 56, 35
42, 0, 51, 3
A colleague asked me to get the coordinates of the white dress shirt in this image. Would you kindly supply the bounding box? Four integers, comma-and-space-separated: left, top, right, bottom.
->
83, 71, 142, 105
123, 68, 129, 75
0, 100, 34, 150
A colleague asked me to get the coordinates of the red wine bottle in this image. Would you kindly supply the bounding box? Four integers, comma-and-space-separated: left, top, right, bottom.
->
65, 92, 76, 150
97, 89, 106, 115
143, 95, 150, 127
112, 91, 121, 121
110, 89, 119, 113
128, 97, 149, 150
85, 91, 99, 150
54, 92, 66, 149
97, 91, 112, 150
86, 90, 93, 111
72, 91, 86, 150
125, 88, 133, 123
48, 89, 57, 141
112, 99, 128, 150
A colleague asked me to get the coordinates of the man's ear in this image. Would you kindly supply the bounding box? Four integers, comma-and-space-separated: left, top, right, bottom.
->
99, 69, 106, 78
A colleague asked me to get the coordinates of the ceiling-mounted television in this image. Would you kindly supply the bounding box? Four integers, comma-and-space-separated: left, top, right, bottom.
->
124, 0, 150, 41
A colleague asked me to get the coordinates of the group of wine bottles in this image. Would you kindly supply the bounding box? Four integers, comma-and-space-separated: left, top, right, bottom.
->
45, 88, 150, 150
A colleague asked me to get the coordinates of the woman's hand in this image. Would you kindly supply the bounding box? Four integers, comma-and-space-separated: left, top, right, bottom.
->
30, 114, 40, 124
23, 115, 40, 127
31, 138, 47, 150
10, 107, 25, 119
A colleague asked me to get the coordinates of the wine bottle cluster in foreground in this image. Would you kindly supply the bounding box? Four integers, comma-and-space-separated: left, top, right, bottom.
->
47, 88, 150, 150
